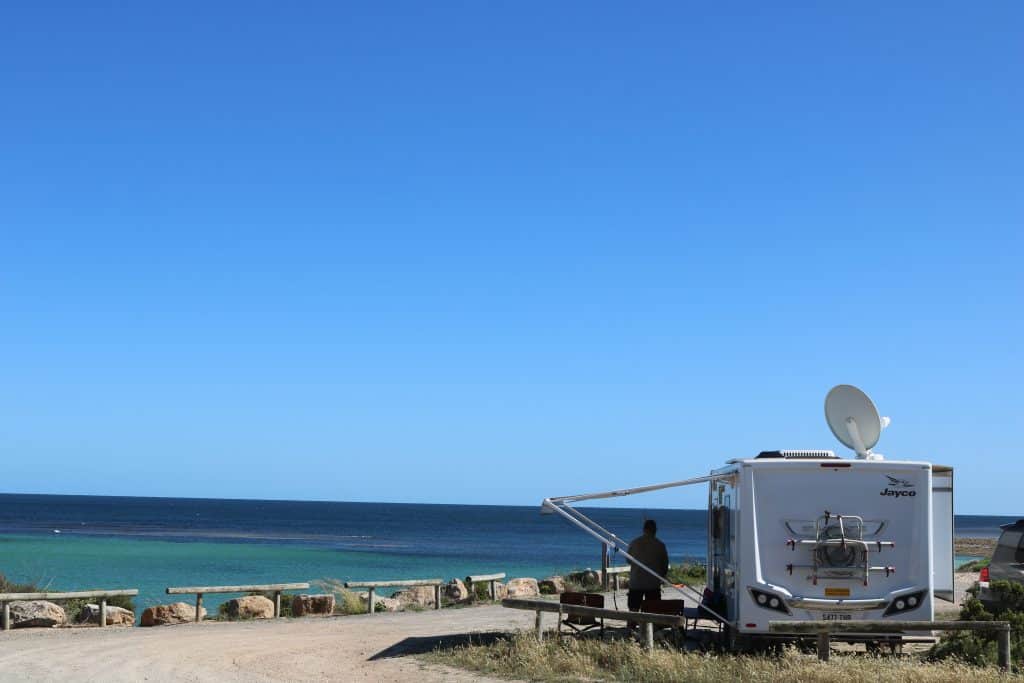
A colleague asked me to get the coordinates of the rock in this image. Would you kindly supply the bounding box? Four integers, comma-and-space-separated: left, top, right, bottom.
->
505, 578, 540, 598
358, 593, 401, 612
377, 597, 401, 612
291, 594, 335, 617
538, 576, 566, 595
140, 602, 207, 626
77, 603, 135, 626
392, 585, 437, 608
223, 595, 275, 619
493, 582, 508, 600
443, 578, 469, 604
568, 569, 602, 587
9, 601, 66, 628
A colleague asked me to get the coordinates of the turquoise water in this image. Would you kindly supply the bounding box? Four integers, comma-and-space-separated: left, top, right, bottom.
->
0, 533, 578, 617
0, 495, 1007, 623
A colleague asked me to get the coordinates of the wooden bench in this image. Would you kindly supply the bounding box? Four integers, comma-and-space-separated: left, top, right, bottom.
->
165, 583, 310, 622
465, 573, 506, 601
343, 579, 443, 614
1, 589, 139, 630
503, 597, 687, 651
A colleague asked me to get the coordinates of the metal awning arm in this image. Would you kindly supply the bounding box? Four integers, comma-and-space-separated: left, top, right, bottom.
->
540, 471, 734, 627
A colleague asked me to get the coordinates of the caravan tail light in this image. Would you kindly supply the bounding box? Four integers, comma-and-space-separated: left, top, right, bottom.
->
980, 566, 990, 583
749, 588, 790, 614
883, 590, 926, 616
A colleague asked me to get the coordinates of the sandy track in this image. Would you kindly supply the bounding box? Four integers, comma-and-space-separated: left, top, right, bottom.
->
0, 604, 536, 682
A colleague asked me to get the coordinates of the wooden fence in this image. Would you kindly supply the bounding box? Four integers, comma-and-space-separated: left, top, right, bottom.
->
769, 619, 1014, 671
0, 589, 139, 631
465, 573, 506, 600
166, 583, 310, 622
343, 579, 443, 614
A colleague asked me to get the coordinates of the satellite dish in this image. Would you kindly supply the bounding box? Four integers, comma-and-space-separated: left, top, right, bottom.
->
824, 385, 889, 460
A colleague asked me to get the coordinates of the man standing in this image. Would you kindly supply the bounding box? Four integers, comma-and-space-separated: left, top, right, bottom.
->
626, 519, 669, 613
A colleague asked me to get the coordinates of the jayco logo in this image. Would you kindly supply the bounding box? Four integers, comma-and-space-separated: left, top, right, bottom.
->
880, 488, 916, 498
880, 475, 915, 499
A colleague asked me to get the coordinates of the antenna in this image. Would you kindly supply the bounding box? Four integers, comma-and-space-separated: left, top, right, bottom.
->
824, 385, 890, 460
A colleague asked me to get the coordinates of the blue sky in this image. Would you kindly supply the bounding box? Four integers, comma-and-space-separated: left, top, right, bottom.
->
1, 2, 1020, 513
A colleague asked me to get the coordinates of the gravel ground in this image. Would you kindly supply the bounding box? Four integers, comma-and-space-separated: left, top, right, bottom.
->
0, 578, 982, 682
0, 603, 536, 682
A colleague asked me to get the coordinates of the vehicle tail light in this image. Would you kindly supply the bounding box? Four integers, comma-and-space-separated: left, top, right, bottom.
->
980, 566, 989, 583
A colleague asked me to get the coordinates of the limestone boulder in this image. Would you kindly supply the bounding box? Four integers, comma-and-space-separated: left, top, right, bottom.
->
77, 603, 135, 626
568, 569, 602, 587
377, 597, 401, 612
10, 601, 66, 628
223, 595, 275, 620
443, 578, 469, 604
358, 593, 401, 612
140, 602, 207, 626
291, 594, 335, 617
392, 585, 437, 609
493, 582, 508, 600
505, 578, 540, 598
538, 576, 566, 595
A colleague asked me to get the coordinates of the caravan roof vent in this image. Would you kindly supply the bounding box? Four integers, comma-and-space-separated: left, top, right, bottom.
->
756, 450, 838, 459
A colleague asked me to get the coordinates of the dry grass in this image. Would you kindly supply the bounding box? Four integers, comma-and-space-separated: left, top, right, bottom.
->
313, 578, 366, 615
427, 632, 1021, 682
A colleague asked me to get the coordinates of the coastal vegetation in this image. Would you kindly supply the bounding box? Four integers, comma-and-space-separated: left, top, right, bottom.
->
428, 632, 1020, 682
929, 580, 1024, 668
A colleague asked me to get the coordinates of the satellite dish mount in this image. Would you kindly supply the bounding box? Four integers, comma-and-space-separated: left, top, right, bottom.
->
824, 385, 890, 460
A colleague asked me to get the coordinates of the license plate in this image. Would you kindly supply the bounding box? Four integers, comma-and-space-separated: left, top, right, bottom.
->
822, 612, 852, 621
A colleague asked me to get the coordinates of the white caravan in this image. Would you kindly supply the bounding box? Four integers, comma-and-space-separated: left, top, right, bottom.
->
542, 385, 955, 647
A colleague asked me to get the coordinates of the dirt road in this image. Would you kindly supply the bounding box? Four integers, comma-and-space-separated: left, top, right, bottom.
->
0, 604, 535, 682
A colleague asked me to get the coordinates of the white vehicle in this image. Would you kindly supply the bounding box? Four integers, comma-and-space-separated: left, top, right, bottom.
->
542, 385, 955, 648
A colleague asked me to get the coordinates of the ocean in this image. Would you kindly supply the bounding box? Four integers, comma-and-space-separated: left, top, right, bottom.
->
0, 494, 1014, 617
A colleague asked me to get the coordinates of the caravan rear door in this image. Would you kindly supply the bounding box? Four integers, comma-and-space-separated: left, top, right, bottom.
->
932, 466, 955, 602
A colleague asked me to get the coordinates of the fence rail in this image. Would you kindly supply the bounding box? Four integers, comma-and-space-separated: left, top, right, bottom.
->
343, 579, 444, 614
1, 589, 139, 631
165, 582, 310, 622
768, 619, 1014, 671
503, 597, 685, 651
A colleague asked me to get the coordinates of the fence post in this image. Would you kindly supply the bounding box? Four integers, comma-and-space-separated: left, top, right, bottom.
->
368, 587, 376, 615
998, 626, 1011, 672
434, 584, 442, 610
274, 591, 282, 618
2, 602, 9, 631
644, 622, 654, 651
489, 579, 496, 601
195, 593, 203, 623
602, 542, 610, 590
535, 610, 543, 641
100, 599, 107, 628
816, 632, 830, 662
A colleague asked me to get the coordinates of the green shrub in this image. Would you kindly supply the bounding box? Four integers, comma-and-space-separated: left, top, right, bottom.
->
666, 563, 706, 585
0, 573, 44, 593
928, 580, 1024, 668
471, 582, 493, 602
957, 558, 991, 573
